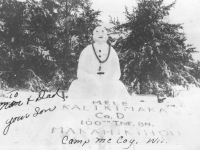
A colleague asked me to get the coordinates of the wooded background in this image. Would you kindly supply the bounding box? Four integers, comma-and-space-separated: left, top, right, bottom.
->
0, 0, 199, 96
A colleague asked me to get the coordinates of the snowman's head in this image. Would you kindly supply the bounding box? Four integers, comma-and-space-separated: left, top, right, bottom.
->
93, 26, 108, 43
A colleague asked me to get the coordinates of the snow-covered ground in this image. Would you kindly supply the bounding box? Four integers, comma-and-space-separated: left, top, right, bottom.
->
0, 87, 199, 150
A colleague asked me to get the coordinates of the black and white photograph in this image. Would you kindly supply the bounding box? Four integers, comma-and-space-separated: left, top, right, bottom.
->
0, 0, 200, 149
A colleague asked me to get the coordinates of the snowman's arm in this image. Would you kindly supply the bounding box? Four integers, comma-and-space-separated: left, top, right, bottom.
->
77, 47, 99, 81
104, 48, 121, 80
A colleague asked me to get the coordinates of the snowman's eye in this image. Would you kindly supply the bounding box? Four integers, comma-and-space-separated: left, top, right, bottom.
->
96, 31, 98, 32
102, 30, 104, 32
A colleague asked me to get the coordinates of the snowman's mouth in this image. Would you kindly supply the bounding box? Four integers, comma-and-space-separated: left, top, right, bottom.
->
99, 36, 103, 38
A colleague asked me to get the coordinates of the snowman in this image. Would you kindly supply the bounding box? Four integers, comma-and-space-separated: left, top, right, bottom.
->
67, 26, 131, 101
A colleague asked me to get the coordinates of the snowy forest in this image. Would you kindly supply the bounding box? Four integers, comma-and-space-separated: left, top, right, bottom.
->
0, 0, 200, 96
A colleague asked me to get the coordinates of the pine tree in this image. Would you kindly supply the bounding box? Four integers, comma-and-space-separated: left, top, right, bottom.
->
190, 60, 200, 82
0, 0, 101, 90
110, 0, 199, 95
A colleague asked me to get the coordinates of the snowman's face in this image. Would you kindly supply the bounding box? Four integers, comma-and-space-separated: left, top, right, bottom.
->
93, 26, 108, 43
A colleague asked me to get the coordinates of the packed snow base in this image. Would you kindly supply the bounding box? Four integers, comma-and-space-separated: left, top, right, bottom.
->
0, 87, 199, 150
